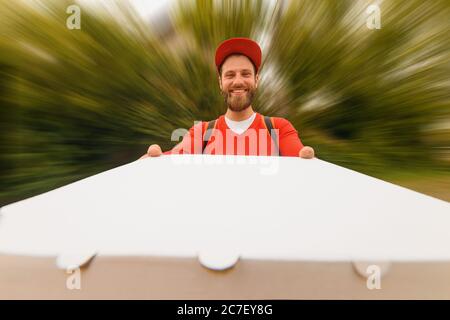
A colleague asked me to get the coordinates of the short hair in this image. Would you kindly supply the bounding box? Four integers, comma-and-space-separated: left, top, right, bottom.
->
218, 53, 257, 77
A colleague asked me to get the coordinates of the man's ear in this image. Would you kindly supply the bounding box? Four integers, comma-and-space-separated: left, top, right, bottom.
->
255, 73, 260, 89
218, 75, 223, 91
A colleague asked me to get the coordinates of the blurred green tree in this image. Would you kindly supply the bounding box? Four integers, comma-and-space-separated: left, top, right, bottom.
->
0, 0, 449, 205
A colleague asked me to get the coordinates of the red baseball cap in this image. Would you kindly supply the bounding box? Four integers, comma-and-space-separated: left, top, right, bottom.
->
215, 37, 262, 74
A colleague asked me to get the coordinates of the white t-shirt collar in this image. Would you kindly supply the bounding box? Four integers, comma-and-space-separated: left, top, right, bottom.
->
225, 112, 257, 135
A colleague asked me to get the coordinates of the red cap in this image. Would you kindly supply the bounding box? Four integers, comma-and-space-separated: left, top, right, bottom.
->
215, 37, 262, 74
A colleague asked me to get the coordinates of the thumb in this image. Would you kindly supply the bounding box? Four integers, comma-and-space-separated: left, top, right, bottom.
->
147, 144, 163, 157
299, 146, 315, 159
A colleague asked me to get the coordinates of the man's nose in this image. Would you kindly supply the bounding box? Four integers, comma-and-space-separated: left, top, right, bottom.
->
232, 75, 245, 87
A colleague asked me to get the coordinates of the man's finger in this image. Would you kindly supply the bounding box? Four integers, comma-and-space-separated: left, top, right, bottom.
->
147, 144, 163, 157
299, 146, 315, 159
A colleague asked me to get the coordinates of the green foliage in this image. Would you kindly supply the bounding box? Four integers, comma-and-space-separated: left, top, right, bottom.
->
0, 0, 449, 204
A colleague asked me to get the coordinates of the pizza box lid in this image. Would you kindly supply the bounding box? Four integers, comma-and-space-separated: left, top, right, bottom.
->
0, 155, 449, 270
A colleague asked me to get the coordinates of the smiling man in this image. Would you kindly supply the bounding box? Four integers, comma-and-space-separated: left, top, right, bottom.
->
140, 37, 315, 159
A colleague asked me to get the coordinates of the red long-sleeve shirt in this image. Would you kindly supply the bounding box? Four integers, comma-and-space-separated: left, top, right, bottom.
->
164, 113, 304, 157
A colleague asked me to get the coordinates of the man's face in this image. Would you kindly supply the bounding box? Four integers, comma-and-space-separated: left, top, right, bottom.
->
219, 55, 259, 112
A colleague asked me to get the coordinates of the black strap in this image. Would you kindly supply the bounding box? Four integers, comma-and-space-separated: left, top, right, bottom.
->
264, 116, 280, 156
202, 120, 216, 154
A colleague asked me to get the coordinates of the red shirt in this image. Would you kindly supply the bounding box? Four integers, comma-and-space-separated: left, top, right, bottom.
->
164, 113, 304, 157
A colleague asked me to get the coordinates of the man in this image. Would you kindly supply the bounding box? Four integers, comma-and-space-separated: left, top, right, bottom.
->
140, 37, 315, 159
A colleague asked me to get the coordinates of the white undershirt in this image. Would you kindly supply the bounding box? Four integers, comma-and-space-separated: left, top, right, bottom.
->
225, 112, 257, 135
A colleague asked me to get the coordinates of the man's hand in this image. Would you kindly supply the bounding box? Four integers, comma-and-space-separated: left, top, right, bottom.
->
139, 144, 162, 159
299, 146, 315, 159
140, 144, 315, 159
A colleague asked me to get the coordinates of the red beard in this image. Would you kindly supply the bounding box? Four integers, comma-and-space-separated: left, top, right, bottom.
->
222, 86, 256, 112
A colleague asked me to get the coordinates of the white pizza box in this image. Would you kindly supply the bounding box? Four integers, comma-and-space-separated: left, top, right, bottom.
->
0, 155, 449, 299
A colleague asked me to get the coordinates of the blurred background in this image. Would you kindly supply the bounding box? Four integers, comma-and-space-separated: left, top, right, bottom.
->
0, 0, 449, 205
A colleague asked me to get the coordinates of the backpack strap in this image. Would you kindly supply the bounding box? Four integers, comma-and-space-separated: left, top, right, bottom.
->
202, 119, 217, 154
264, 116, 280, 156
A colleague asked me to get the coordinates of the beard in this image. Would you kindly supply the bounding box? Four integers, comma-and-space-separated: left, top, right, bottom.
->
221, 85, 256, 112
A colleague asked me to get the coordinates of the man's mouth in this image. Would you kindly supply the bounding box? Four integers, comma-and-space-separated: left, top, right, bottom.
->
229, 89, 248, 96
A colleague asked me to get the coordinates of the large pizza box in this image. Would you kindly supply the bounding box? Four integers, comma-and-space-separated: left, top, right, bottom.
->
1, 155, 449, 299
